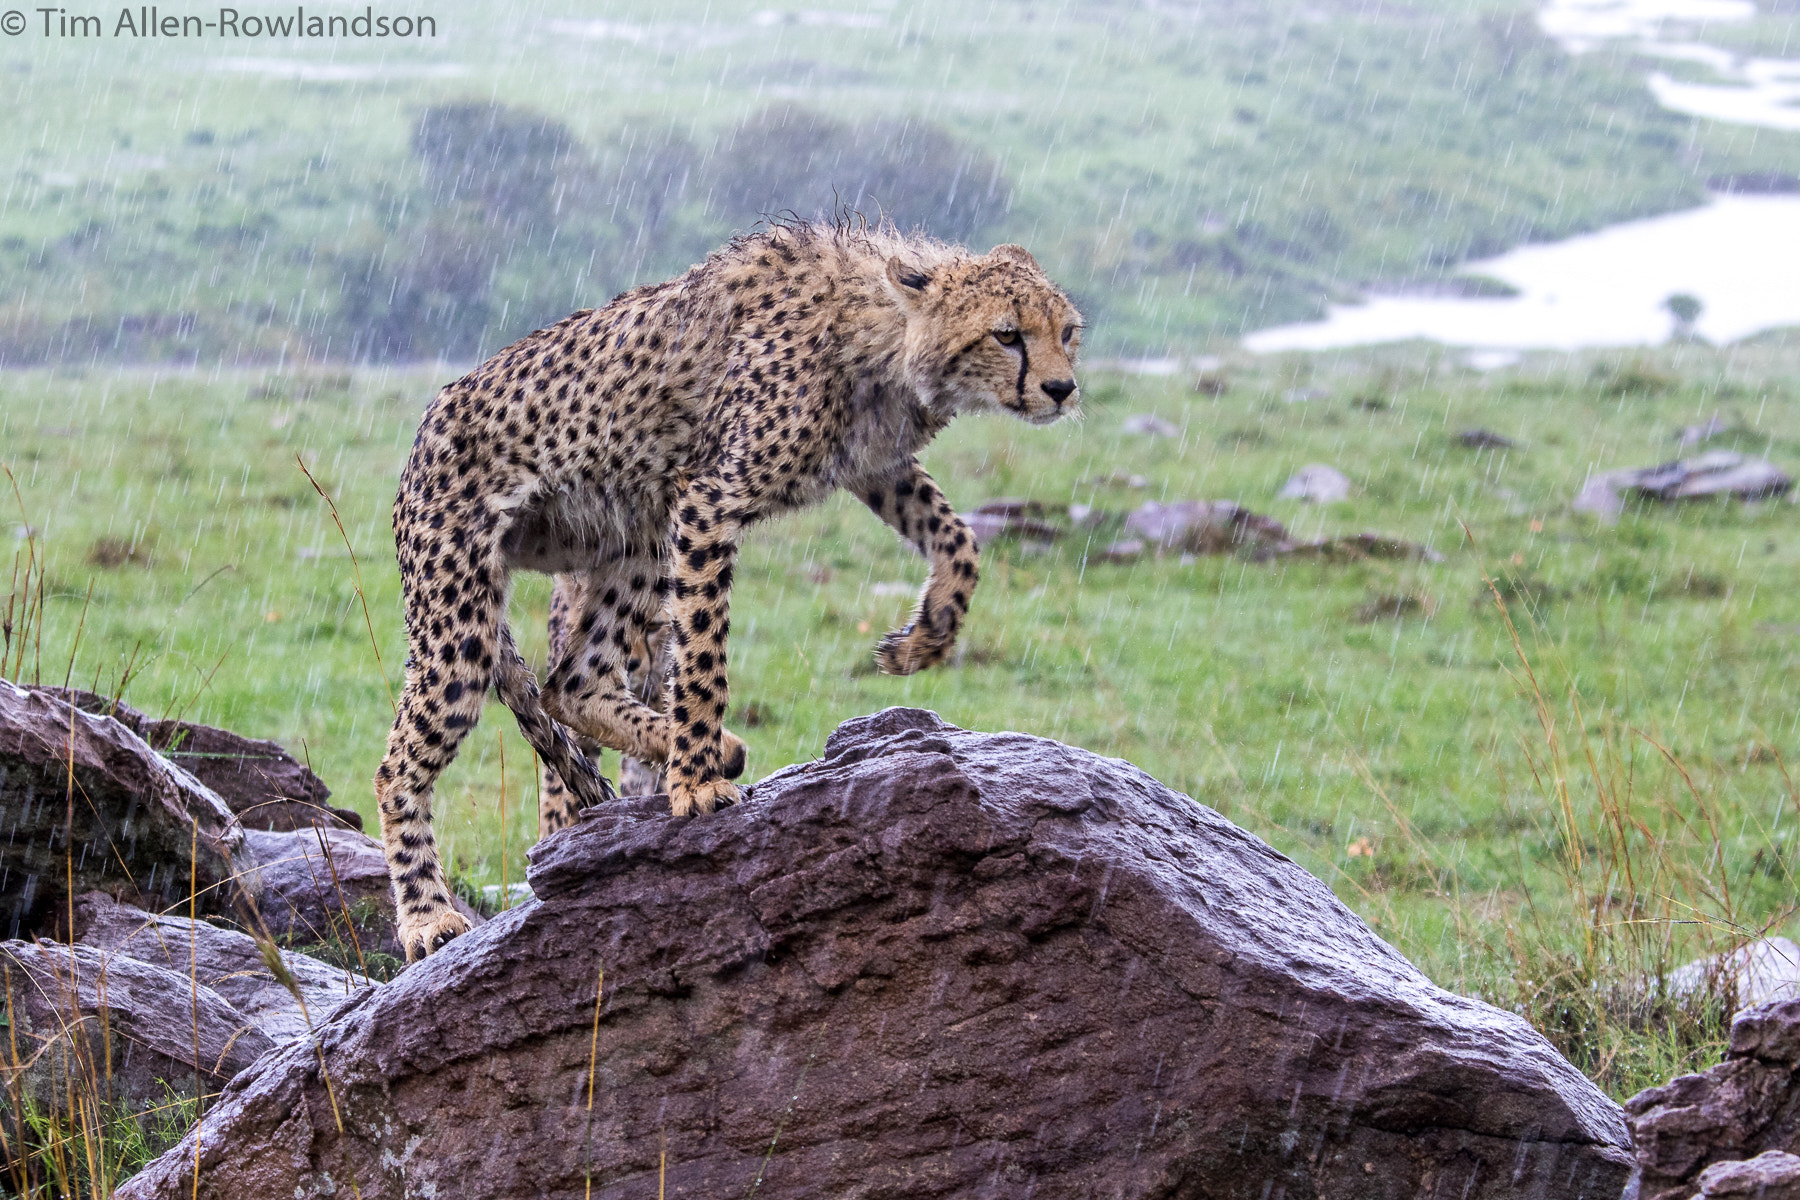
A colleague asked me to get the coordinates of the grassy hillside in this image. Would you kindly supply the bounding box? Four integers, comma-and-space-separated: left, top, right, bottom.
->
7, 335, 1800, 1095
3, 0, 1797, 360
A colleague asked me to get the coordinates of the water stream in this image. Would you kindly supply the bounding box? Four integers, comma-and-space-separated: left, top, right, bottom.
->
1245, 0, 1800, 353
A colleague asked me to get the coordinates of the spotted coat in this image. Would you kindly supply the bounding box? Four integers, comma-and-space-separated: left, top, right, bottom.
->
375, 222, 1083, 960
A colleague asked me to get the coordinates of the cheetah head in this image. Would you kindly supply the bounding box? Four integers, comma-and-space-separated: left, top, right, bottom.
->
885, 243, 1083, 426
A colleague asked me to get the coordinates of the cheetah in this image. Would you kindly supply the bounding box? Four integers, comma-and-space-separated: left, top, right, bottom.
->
376, 221, 1084, 960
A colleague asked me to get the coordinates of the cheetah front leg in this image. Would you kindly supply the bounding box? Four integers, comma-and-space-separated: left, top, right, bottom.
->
856, 457, 981, 674
663, 479, 748, 817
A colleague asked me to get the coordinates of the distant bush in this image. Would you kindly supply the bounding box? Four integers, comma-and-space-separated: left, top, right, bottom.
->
413, 101, 581, 229
333, 215, 496, 362
708, 105, 1010, 242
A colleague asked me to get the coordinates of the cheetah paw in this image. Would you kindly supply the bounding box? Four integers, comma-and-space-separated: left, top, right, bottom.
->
398, 907, 473, 963
875, 622, 954, 675
668, 777, 741, 818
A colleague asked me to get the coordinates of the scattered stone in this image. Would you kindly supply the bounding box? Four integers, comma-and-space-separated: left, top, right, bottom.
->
1576, 452, 1792, 519
1124, 499, 1289, 555
72, 891, 373, 1045
1193, 368, 1230, 396
1677, 414, 1733, 447
118, 708, 1633, 1200
0, 938, 274, 1114
1121, 412, 1180, 437
1628, 998, 1800, 1200
1354, 592, 1436, 623
961, 498, 1063, 547
1282, 385, 1331, 404
1670, 938, 1800, 1013
0, 680, 249, 938
1457, 429, 1520, 450
1691, 1150, 1800, 1199
1632, 452, 1792, 502
1272, 533, 1447, 563
1066, 502, 1100, 526
45, 687, 360, 832
237, 825, 483, 966
1278, 463, 1353, 503
1095, 538, 1146, 563
1090, 470, 1151, 489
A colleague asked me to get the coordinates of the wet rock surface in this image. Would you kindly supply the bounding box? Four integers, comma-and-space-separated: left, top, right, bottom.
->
72, 890, 374, 1044
0, 937, 273, 1111
0, 680, 247, 936
1575, 451, 1792, 519
1690, 1150, 1800, 1199
1629, 998, 1800, 1200
119, 708, 1631, 1200
43, 687, 360, 832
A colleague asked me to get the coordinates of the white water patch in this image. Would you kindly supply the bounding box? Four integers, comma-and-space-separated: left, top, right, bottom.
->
1650, 59, 1800, 132
1243, 194, 1800, 352
1538, 0, 1757, 53
1539, 0, 1800, 130
208, 58, 467, 81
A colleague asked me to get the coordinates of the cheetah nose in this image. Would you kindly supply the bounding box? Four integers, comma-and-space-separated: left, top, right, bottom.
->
1041, 379, 1076, 404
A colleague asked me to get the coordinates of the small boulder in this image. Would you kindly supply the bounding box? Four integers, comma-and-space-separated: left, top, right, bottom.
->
0, 938, 273, 1113
961, 498, 1063, 547
1278, 463, 1353, 503
0, 680, 247, 938
1692, 1150, 1800, 1199
118, 709, 1633, 1200
1669, 938, 1800, 1012
1121, 412, 1180, 437
1458, 429, 1520, 450
1124, 499, 1288, 554
1576, 453, 1792, 519
72, 890, 374, 1044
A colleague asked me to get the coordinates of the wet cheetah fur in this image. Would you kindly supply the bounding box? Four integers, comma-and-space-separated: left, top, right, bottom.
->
375, 221, 1083, 960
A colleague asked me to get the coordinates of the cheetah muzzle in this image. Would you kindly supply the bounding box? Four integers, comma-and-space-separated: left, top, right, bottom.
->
373, 222, 1083, 961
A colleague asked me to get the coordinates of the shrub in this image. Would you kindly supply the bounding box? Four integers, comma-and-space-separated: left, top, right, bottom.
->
708, 105, 1010, 242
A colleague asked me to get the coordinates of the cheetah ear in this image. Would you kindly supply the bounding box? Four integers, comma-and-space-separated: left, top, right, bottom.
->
988, 244, 1039, 269
885, 256, 932, 305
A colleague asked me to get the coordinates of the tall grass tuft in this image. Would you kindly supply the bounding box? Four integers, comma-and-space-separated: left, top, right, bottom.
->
1459, 574, 1782, 1098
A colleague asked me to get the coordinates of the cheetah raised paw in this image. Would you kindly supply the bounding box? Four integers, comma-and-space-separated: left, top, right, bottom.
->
875, 621, 955, 675
398, 907, 473, 963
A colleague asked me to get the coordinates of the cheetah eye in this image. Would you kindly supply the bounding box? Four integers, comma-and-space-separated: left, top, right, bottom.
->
993, 330, 1021, 347
1061, 324, 1077, 345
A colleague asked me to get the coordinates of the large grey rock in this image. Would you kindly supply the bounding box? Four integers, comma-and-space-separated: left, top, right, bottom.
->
1628, 998, 1800, 1200
237, 825, 481, 967
118, 709, 1631, 1200
72, 890, 373, 1044
43, 687, 361, 832
0, 938, 273, 1112
0, 680, 248, 938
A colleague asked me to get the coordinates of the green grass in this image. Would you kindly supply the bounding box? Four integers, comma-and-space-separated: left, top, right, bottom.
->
6, 337, 1800, 1099
2, 0, 1797, 357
